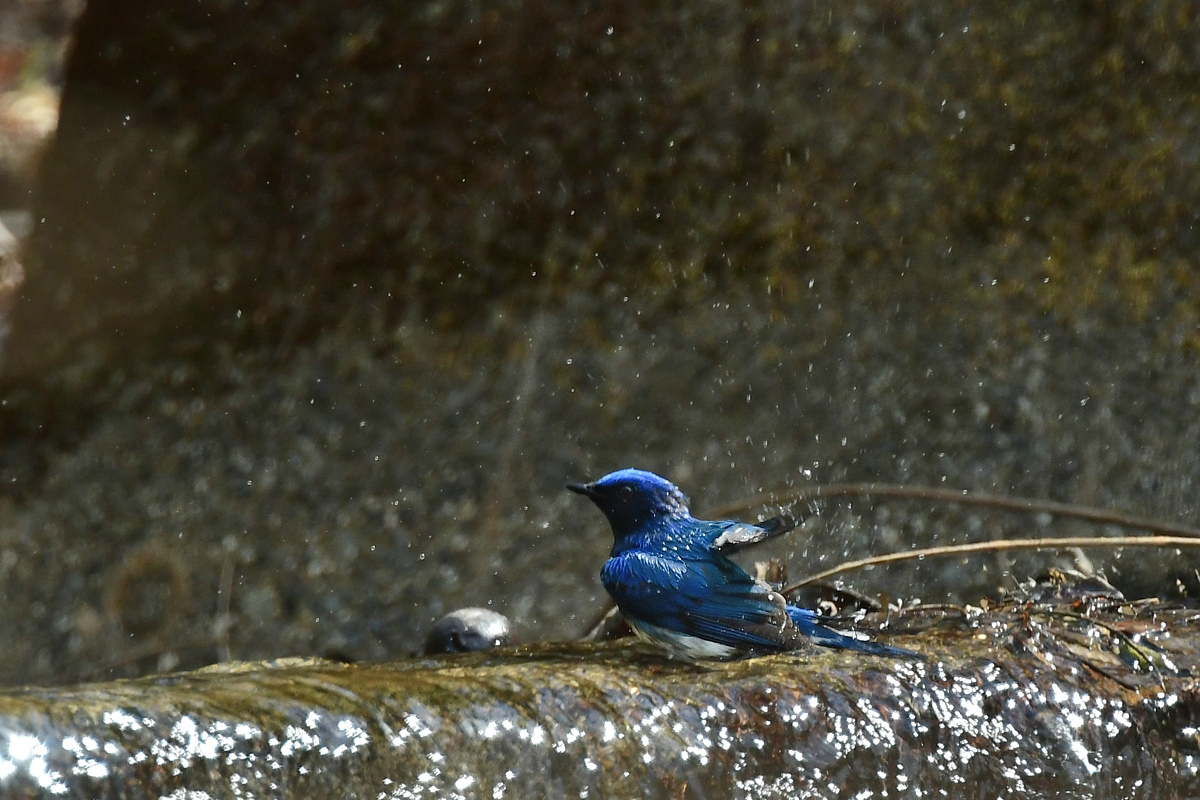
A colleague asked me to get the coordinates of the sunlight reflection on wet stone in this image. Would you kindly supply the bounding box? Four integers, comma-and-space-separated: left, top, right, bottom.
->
0, 621, 1197, 798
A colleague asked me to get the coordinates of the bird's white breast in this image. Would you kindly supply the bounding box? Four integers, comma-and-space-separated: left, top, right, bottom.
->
627, 618, 739, 660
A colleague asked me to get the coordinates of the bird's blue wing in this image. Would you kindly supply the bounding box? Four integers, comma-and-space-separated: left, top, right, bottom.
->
601, 550, 800, 652
601, 551, 920, 658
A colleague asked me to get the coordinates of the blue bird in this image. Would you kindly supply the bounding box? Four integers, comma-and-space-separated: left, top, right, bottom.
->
568, 468, 917, 660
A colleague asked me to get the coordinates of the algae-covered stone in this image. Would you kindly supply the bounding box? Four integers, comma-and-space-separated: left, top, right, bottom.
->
1, 602, 1199, 799
1, 0, 1199, 688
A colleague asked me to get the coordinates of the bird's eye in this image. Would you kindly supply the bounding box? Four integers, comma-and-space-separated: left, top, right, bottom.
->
620, 485, 634, 496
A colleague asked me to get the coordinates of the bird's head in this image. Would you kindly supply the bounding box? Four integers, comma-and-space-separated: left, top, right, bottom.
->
568, 468, 691, 536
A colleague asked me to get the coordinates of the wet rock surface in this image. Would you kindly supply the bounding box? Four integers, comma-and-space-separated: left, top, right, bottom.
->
1, 600, 1199, 799
0, 0, 1199, 687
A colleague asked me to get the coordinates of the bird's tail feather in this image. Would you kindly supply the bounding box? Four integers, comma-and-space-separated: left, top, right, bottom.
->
757, 513, 802, 537
786, 605, 920, 659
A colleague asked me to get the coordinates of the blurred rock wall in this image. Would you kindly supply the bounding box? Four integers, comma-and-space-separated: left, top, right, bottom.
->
0, 0, 1198, 685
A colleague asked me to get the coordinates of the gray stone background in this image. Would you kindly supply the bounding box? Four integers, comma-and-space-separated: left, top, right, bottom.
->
1, 0, 1199, 686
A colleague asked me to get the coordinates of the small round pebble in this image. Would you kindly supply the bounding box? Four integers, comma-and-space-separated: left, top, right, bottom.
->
424, 608, 513, 655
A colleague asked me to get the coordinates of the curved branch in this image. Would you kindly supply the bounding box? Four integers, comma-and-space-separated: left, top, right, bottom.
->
706, 482, 1200, 539
783, 535, 1200, 591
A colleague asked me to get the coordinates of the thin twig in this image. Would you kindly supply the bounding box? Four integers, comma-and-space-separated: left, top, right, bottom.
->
784, 535, 1200, 592
706, 483, 1200, 539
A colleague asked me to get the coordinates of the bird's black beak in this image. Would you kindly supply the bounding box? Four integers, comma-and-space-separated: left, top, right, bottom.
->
567, 482, 594, 497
